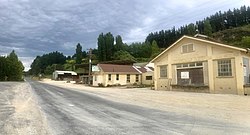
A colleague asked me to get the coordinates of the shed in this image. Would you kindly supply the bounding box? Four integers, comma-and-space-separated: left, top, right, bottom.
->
52, 70, 78, 81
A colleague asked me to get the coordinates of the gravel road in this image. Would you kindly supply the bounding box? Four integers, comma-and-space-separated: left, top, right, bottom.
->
0, 82, 49, 135
1, 80, 250, 135
30, 80, 250, 135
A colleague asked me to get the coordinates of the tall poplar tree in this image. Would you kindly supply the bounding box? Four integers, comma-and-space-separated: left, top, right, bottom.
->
75, 43, 83, 64
97, 32, 114, 61
97, 33, 105, 61
115, 35, 123, 51
105, 32, 114, 61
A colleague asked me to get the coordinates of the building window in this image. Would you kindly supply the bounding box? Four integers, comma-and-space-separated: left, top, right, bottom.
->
218, 59, 232, 76
160, 65, 167, 78
127, 74, 130, 82
176, 64, 182, 68
182, 44, 194, 53
146, 76, 152, 80
176, 62, 203, 69
182, 63, 189, 68
116, 74, 119, 80
108, 74, 111, 81
94, 75, 97, 81
196, 62, 203, 66
136, 75, 139, 82
189, 63, 195, 67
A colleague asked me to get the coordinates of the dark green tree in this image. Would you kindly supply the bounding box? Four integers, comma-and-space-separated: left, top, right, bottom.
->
113, 50, 135, 61
151, 40, 160, 59
105, 32, 114, 61
0, 56, 8, 81
97, 33, 105, 61
97, 32, 114, 61
30, 51, 66, 75
115, 35, 123, 51
75, 43, 83, 64
204, 20, 212, 36
187, 23, 196, 36
241, 36, 250, 48
0, 50, 24, 81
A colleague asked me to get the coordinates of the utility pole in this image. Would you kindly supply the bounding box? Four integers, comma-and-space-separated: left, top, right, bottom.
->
88, 48, 92, 85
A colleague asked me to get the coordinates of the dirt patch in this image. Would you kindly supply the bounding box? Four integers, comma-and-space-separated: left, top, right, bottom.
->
41, 79, 250, 130
0, 82, 50, 135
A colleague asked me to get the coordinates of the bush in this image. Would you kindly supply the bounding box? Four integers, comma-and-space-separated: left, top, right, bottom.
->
98, 83, 104, 87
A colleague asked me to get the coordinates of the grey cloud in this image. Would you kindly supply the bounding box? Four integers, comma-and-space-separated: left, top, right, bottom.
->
0, 0, 248, 71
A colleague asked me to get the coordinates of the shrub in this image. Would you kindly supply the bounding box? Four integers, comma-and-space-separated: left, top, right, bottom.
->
98, 83, 104, 87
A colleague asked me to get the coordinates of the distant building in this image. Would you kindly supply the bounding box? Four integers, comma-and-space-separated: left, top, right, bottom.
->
151, 35, 250, 95
133, 63, 154, 85
92, 64, 141, 87
92, 63, 154, 87
52, 70, 78, 81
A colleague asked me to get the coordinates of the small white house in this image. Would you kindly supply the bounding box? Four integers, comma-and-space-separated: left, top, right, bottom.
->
92, 64, 141, 86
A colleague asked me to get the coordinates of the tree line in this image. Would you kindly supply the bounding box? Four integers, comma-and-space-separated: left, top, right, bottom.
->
97, 32, 160, 63
0, 50, 24, 81
146, 5, 250, 48
29, 44, 97, 76
29, 34, 160, 76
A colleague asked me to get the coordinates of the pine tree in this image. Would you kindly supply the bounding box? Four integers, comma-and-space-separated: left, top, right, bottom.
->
204, 20, 212, 36
6, 50, 24, 81
151, 40, 160, 58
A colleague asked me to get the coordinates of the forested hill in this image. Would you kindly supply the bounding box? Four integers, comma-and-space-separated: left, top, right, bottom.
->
212, 24, 250, 48
146, 5, 250, 49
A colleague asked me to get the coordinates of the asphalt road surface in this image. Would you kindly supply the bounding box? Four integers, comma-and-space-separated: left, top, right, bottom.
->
28, 80, 250, 135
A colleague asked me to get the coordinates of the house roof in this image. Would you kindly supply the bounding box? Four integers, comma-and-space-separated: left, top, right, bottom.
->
150, 35, 247, 63
134, 66, 154, 73
98, 64, 140, 74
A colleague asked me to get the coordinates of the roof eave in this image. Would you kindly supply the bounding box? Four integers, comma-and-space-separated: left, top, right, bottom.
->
150, 35, 247, 63
150, 35, 187, 63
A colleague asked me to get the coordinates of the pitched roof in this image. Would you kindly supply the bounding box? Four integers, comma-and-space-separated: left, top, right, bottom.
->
98, 64, 140, 74
134, 66, 154, 73
150, 35, 247, 63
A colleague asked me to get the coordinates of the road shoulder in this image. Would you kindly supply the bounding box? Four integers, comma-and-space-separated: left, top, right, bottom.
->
1, 82, 50, 135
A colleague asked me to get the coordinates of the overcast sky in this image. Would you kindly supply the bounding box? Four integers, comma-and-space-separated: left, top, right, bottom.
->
0, 0, 249, 71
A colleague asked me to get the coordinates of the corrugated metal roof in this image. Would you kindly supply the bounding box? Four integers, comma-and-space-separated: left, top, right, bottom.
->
54, 70, 77, 75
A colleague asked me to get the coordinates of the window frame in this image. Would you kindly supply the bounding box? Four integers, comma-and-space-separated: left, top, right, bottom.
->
181, 43, 194, 53
116, 74, 119, 80
94, 75, 97, 81
159, 65, 167, 78
176, 62, 203, 69
127, 74, 130, 82
136, 74, 139, 82
217, 59, 232, 77
146, 76, 153, 80
108, 74, 112, 81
